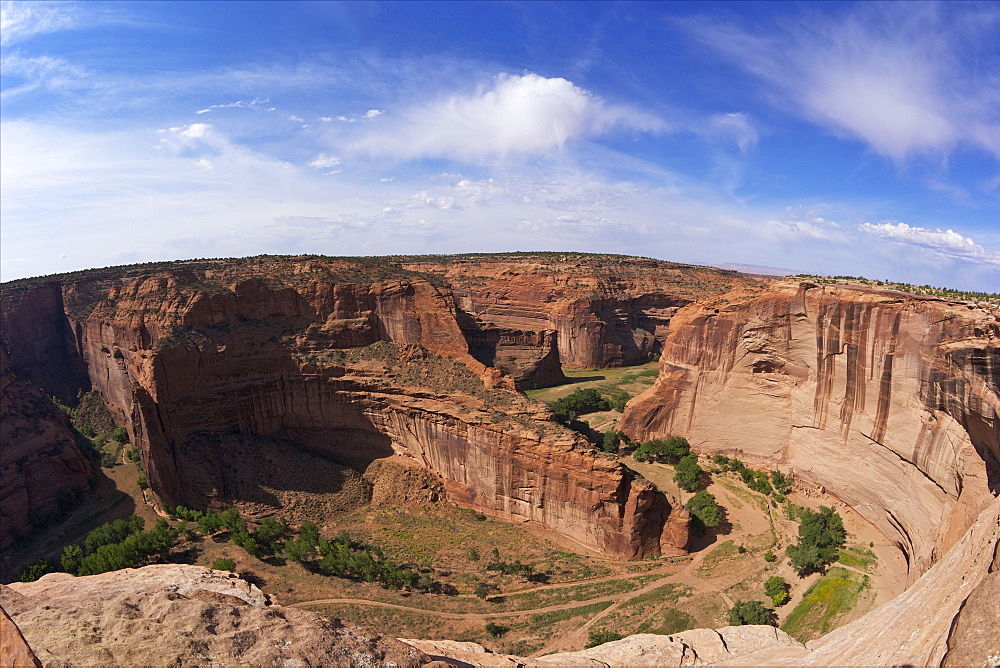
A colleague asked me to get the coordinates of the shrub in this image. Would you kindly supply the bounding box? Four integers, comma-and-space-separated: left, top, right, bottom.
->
110, 426, 129, 443
763, 550, 777, 562
586, 629, 624, 648
212, 557, 236, 571
137, 474, 148, 490
485, 621, 508, 638
727, 600, 776, 626
18, 559, 55, 582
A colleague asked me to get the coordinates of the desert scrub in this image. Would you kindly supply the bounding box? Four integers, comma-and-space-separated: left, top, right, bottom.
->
781, 567, 868, 642
528, 601, 614, 631
836, 545, 878, 572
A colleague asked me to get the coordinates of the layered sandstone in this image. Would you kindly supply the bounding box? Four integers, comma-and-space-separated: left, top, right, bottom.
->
405, 254, 759, 370
0, 565, 427, 666
1, 256, 694, 558
622, 280, 999, 579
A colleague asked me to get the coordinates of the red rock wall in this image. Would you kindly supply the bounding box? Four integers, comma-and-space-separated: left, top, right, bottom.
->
1, 264, 687, 559
0, 347, 92, 549
622, 281, 999, 579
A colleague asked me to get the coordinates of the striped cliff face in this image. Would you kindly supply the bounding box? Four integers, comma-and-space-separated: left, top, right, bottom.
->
621, 279, 999, 582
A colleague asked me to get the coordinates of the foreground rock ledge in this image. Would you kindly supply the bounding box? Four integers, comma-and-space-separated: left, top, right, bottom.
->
0, 565, 427, 667
1, 493, 995, 668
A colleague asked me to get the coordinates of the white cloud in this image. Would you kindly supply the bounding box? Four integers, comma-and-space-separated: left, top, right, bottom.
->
195, 97, 275, 114
288, 114, 304, 123
352, 72, 664, 163
176, 123, 210, 139
308, 153, 341, 169
364, 109, 383, 118
859, 221, 1000, 267
686, 3, 1000, 163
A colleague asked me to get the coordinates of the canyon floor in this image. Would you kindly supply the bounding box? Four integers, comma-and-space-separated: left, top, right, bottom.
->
2, 361, 907, 658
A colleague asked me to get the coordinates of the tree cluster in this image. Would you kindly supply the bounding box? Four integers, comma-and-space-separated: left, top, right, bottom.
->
285, 524, 446, 593
727, 600, 776, 626
632, 437, 690, 464
785, 506, 846, 576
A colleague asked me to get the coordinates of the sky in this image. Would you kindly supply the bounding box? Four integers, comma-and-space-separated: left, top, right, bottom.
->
2, 1, 999, 291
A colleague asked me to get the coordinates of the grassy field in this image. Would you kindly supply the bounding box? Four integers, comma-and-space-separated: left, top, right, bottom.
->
781, 567, 870, 642
837, 545, 878, 572
525, 362, 660, 406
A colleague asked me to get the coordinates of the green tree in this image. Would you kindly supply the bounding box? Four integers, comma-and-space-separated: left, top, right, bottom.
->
764, 576, 790, 606
727, 600, 776, 626
61, 544, 84, 574
673, 453, 703, 492
18, 559, 55, 582
601, 430, 622, 453
685, 490, 723, 529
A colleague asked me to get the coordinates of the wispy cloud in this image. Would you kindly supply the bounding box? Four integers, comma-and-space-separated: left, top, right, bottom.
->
195, 97, 276, 114
351, 72, 664, 163
683, 2, 1000, 164
859, 221, 1000, 267
709, 112, 758, 154
0, 1, 80, 46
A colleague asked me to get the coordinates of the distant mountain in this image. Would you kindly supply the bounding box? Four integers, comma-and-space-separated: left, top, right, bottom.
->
717, 262, 796, 276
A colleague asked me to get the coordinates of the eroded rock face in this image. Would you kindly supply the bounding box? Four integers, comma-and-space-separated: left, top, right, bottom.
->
0, 347, 92, 550
0, 565, 427, 667
622, 280, 999, 579
0, 256, 693, 559
406, 256, 757, 369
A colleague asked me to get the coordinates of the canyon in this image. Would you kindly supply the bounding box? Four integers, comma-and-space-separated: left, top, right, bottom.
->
1, 253, 997, 665
2, 254, 751, 556
621, 279, 999, 582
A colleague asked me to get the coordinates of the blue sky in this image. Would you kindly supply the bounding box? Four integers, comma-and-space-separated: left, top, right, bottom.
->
2, 1, 998, 291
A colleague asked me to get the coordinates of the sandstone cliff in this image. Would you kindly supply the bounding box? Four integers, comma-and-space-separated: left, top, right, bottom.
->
404, 254, 760, 370
621, 280, 999, 579
0, 346, 92, 550
0, 565, 427, 666
1, 255, 701, 558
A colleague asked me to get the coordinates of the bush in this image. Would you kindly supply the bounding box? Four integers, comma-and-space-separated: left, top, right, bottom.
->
18, 559, 55, 582
586, 629, 624, 648
485, 621, 508, 638
727, 600, 776, 626
212, 557, 236, 571
763, 550, 777, 562
110, 426, 129, 443
685, 490, 723, 529
673, 454, 703, 492
137, 474, 148, 490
